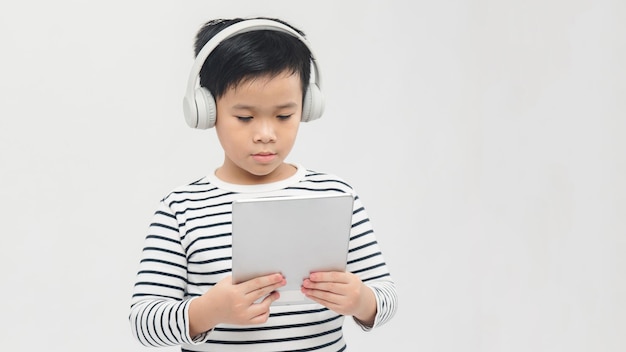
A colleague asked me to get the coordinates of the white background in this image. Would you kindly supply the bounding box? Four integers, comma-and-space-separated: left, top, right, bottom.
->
1, 0, 624, 351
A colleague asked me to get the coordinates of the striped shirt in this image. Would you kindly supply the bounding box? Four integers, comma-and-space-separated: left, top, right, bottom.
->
129, 165, 397, 351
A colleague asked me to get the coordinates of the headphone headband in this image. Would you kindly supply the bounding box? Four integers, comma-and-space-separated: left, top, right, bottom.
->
183, 19, 324, 129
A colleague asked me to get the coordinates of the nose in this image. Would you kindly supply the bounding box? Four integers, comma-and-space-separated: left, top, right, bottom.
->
253, 119, 276, 143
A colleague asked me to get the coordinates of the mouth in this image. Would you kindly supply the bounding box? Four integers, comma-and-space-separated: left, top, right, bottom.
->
252, 152, 277, 163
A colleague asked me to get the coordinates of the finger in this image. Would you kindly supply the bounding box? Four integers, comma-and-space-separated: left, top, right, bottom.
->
248, 275, 286, 302
260, 290, 281, 306
242, 273, 285, 294
301, 286, 341, 306
252, 283, 285, 303
302, 279, 344, 295
309, 271, 348, 283
248, 291, 280, 324
247, 306, 271, 324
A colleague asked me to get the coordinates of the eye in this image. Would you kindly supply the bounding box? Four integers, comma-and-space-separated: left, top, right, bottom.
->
277, 114, 293, 120
236, 116, 253, 122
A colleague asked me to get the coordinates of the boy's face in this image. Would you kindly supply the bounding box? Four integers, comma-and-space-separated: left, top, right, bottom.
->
214, 71, 303, 184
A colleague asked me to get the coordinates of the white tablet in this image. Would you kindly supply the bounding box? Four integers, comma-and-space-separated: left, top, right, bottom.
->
231, 193, 354, 305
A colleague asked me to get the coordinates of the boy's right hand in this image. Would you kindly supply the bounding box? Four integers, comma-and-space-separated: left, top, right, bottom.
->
189, 273, 286, 336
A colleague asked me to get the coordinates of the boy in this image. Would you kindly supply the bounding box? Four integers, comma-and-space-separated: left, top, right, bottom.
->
129, 17, 397, 351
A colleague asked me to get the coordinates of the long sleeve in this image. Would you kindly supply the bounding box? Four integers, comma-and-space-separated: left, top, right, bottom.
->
128, 201, 209, 346
347, 195, 398, 330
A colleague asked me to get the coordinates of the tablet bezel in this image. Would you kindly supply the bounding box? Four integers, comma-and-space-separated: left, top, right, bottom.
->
231, 192, 354, 305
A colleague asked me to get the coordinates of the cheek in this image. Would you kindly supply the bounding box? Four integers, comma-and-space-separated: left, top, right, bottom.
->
281, 125, 299, 147
215, 126, 244, 154
285, 119, 301, 138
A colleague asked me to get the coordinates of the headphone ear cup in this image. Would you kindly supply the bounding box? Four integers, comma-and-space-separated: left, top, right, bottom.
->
183, 93, 199, 129
301, 83, 325, 122
194, 87, 217, 129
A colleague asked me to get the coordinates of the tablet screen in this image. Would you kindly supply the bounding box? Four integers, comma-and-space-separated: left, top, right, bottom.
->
231, 193, 354, 305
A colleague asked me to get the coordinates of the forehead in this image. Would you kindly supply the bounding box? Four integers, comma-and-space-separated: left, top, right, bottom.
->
217, 71, 303, 111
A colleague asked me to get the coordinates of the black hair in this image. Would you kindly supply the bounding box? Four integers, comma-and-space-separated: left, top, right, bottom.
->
193, 17, 312, 100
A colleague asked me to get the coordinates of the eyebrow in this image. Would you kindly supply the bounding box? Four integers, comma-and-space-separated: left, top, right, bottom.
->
232, 102, 298, 110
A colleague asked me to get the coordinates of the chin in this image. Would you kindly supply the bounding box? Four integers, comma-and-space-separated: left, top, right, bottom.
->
248, 168, 278, 178
247, 164, 284, 179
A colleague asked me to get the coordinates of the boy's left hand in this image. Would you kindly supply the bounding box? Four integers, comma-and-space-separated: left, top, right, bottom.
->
301, 271, 376, 325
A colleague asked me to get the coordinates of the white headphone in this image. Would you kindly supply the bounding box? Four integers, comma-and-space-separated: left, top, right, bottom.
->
182, 19, 325, 129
